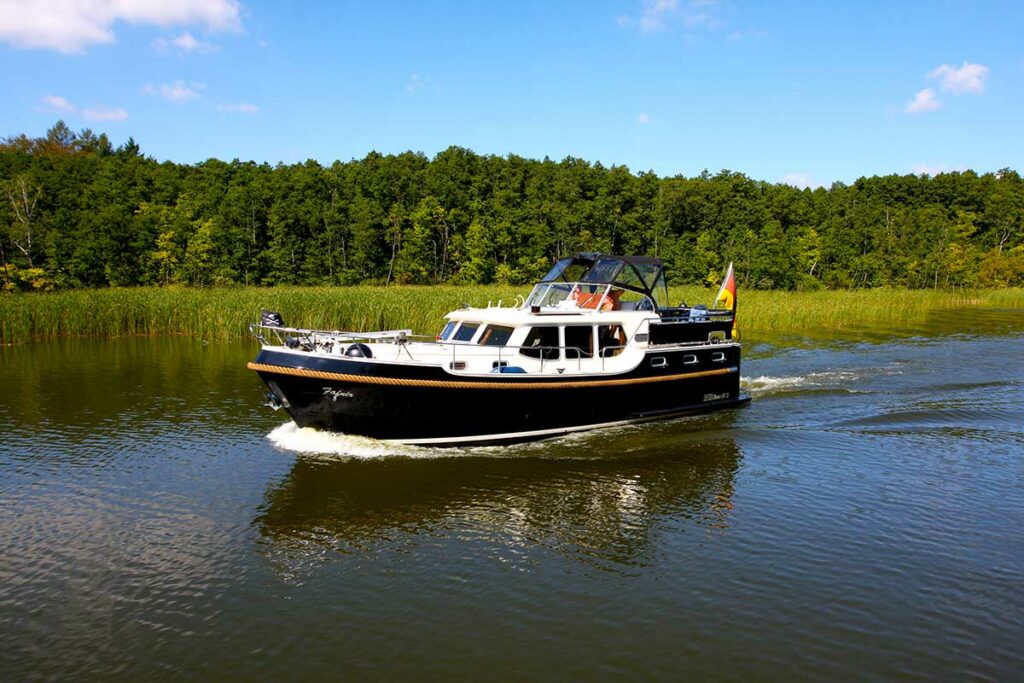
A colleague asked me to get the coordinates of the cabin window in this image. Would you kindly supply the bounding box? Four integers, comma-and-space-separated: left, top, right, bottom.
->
564, 325, 594, 359
478, 325, 514, 346
520, 326, 559, 360
452, 322, 480, 342
439, 321, 457, 340
616, 288, 653, 311
527, 282, 574, 308
598, 325, 626, 357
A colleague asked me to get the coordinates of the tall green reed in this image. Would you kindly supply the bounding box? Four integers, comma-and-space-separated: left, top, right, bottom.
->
2, 285, 1023, 344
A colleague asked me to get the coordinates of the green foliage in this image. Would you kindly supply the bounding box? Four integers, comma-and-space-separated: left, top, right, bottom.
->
0, 264, 53, 292
1, 122, 1023, 292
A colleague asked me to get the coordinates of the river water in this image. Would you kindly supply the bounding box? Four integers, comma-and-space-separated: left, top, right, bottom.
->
1, 311, 1022, 680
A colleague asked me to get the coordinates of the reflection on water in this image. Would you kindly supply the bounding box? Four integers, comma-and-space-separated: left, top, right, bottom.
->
1, 311, 1023, 680
256, 434, 741, 575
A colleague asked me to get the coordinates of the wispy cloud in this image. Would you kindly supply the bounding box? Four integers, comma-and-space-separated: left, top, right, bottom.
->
617, 0, 722, 34
82, 106, 129, 122
405, 73, 429, 92
152, 31, 218, 54
38, 94, 127, 121
912, 162, 967, 176
636, 113, 650, 124
217, 102, 259, 114
781, 173, 820, 190
928, 62, 989, 95
41, 94, 75, 112
906, 88, 941, 114
0, 0, 242, 54
726, 28, 765, 42
143, 80, 205, 102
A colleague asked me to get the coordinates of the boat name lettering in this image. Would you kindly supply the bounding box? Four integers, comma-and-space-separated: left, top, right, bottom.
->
703, 392, 729, 402
322, 387, 354, 401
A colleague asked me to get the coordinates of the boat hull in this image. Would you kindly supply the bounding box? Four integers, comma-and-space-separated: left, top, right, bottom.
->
251, 345, 748, 446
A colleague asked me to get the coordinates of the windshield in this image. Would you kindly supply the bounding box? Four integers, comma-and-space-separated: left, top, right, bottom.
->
541, 258, 589, 283
581, 257, 622, 283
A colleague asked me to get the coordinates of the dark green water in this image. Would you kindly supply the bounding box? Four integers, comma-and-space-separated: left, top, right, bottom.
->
2, 311, 1023, 680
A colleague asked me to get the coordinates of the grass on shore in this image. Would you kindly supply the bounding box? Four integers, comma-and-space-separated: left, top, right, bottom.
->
2, 285, 1024, 344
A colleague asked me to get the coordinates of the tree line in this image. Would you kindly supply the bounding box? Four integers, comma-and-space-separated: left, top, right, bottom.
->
2, 121, 1022, 292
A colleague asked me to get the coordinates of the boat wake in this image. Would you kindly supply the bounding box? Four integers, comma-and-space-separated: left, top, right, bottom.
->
742, 370, 864, 397
267, 422, 443, 460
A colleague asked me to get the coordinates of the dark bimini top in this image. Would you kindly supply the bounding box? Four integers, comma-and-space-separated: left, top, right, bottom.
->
540, 253, 669, 309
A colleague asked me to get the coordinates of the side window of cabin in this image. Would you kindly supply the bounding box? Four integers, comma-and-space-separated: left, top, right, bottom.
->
478, 325, 514, 346
616, 288, 653, 311
564, 325, 594, 359
439, 321, 457, 340
598, 325, 626, 357
520, 326, 559, 360
452, 322, 479, 342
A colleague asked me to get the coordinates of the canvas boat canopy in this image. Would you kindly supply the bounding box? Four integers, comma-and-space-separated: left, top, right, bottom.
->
537, 253, 670, 310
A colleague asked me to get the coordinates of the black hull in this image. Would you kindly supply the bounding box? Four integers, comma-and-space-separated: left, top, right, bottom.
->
251, 345, 748, 446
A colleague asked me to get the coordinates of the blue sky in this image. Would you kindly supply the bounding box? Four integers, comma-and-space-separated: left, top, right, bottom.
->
1, 0, 1021, 185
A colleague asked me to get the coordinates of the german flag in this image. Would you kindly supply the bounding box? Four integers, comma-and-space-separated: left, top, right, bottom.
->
714, 262, 736, 312
714, 263, 738, 340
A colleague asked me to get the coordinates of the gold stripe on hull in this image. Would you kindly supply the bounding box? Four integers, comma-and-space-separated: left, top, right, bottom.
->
246, 361, 735, 390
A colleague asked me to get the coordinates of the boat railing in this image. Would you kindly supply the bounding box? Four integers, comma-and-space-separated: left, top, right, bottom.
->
250, 322, 625, 373
656, 307, 734, 323
249, 323, 415, 347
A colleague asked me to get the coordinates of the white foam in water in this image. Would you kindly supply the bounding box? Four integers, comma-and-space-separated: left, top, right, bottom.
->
267, 422, 442, 460
742, 370, 861, 397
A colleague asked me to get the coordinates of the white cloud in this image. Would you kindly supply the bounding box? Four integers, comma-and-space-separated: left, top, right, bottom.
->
912, 162, 966, 176
217, 102, 259, 114
153, 31, 218, 54
617, 0, 721, 33
82, 106, 129, 121
906, 88, 941, 114
144, 80, 205, 102
42, 95, 75, 111
927, 62, 989, 95
38, 95, 127, 121
637, 113, 650, 124
640, 0, 678, 32
0, 0, 242, 54
782, 173, 820, 190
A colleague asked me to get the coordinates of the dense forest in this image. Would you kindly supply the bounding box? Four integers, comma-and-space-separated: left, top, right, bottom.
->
1, 121, 1022, 293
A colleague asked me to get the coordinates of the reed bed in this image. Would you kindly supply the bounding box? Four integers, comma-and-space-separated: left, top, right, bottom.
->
2, 285, 1023, 344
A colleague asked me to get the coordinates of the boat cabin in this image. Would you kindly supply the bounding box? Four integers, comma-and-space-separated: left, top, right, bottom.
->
253, 253, 736, 378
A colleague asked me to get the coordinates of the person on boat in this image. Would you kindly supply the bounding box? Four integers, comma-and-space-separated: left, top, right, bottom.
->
601, 288, 622, 311
571, 285, 619, 310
